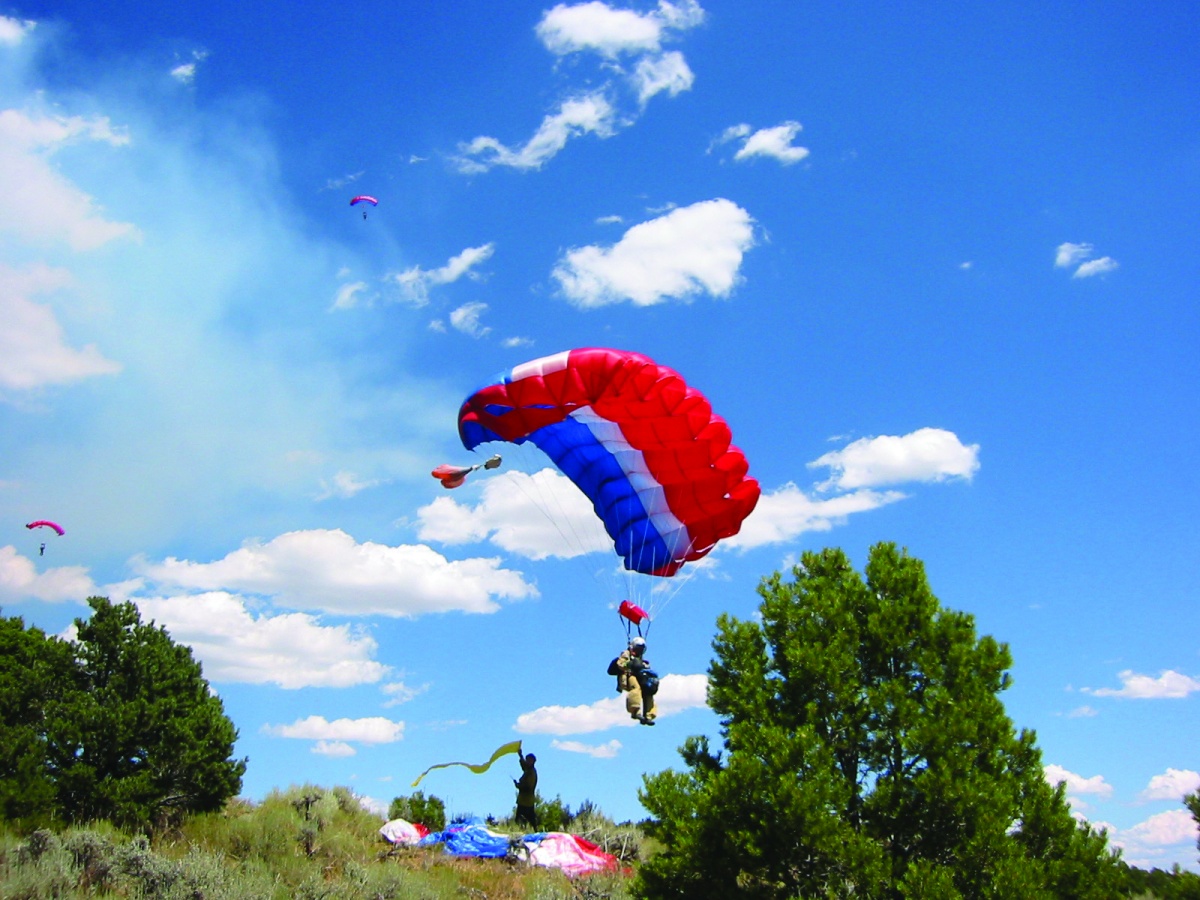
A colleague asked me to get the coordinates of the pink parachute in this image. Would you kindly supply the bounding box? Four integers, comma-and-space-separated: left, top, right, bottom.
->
26, 520, 65, 536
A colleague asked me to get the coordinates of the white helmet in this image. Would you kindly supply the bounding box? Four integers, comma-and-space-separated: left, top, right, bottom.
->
631, 637, 646, 649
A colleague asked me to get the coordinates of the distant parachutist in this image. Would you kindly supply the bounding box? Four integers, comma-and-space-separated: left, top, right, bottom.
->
350, 195, 378, 219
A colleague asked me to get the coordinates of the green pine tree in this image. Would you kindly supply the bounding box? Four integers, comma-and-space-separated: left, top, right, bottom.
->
637, 543, 1122, 899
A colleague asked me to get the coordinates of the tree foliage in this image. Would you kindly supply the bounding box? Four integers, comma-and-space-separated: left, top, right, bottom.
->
0, 598, 245, 832
637, 543, 1122, 899
0, 613, 72, 825
388, 791, 447, 832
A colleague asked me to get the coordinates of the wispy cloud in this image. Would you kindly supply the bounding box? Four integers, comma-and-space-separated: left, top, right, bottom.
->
456, 1, 703, 172
714, 121, 810, 165
389, 243, 495, 305
1055, 241, 1118, 279
315, 470, 382, 500
553, 198, 755, 307
0, 263, 122, 393
551, 738, 623, 758
169, 50, 209, 85
449, 302, 491, 338
454, 94, 615, 174
1073, 256, 1118, 278
0, 108, 139, 251
0, 14, 35, 45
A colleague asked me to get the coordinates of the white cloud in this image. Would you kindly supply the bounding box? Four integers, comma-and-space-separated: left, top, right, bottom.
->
0, 15, 35, 45
331, 281, 369, 310
315, 470, 381, 500
732, 121, 810, 165
1140, 768, 1200, 802
0, 545, 97, 604
553, 198, 755, 307
632, 51, 694, 104
381, 680, 430, 708
455, 93, 616, 173
133, 529, 538, 618
515, 673, 707, 735
449, 302, 491, 338
1055, 242, 1094, 269
417, 468, 610, 560
170, 50, 208, 85
1111, 810, 1200, 868
390, 243, 495, 305
810, 428, 980, 490
1073, 256, 1118, 278
1044, 764, 1113, 799
1065, 705, 1098, 718
551, 738, 622, 758
0, 264, 123, 392
313, 740, 356, 757
1083, 669, 1200, 699
132, 591, 389, 688
0, 108, 139, 251
536, 0, 703, 58
263, 715, 404, 744
1055, 241, 1118, 279
502, 336, 534, 348
724, 484, 907, 550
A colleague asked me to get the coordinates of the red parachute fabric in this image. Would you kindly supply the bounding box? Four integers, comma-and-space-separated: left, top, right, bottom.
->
431, 464, 471, 489
458, 348, 760, 576
618, 600, 649, 625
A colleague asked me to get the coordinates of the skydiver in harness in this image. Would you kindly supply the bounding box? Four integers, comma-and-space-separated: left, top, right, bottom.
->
610, 601, 658, 725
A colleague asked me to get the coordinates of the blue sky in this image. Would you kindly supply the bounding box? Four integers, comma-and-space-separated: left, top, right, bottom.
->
2, 0, 1198, 871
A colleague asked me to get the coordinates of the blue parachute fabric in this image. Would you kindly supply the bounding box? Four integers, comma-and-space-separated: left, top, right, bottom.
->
525, 416, 672, 573
418, 819, 512, 858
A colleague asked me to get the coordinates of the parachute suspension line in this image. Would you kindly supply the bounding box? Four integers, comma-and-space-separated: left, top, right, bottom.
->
501, 445, 618, 601
645, 534, 704, 623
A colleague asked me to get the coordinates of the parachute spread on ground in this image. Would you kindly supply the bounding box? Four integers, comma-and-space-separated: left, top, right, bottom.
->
26, 520, 65, 536
456, 348, 760, 583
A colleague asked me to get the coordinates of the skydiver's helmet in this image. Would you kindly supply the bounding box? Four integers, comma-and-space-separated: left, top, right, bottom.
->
630, 636, 646, 653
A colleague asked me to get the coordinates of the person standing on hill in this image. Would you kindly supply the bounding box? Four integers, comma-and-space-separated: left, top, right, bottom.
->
514, 748, 538, 828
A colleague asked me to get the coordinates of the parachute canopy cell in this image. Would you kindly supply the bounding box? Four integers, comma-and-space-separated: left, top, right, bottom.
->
457, 348, 760, 577
349, 195, 378, 207
26, 520, 65, 536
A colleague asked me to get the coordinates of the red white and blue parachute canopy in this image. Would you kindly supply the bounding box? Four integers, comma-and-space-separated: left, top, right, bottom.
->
26, 520, 65, 536
457, 348, 760, 577
349, 195, 379, 207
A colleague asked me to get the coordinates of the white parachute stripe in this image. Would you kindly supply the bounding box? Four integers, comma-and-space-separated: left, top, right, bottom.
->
510, 350, 570, 382
569, 407, 690, 560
